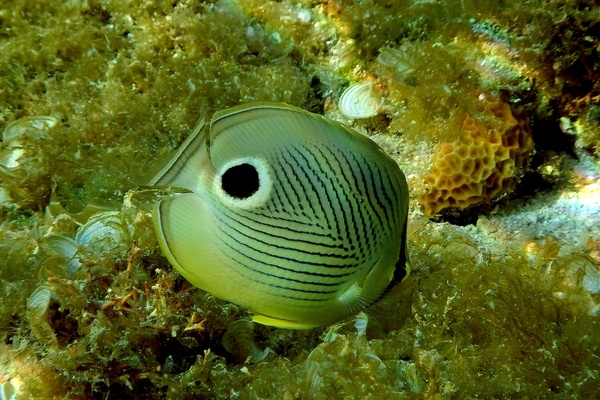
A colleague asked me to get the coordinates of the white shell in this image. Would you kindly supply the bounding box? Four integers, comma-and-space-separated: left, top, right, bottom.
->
26, 286, 59, 345
2, 115, 57, 142
0, 147, 25, 170
354, 312, 369, 338
338, 81, 382, 119
46, 235, 83, 276
75, 211, 129, 256
0, 116, 57, 172
27, 286, 54, 319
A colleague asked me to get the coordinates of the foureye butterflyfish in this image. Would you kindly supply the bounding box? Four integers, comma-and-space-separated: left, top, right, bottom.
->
149, 103, 410, 329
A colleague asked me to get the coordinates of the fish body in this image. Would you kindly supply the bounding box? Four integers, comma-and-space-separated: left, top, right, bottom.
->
150, 103, 409, 329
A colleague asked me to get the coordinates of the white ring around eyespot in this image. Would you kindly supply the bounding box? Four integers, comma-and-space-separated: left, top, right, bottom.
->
213, 157, 272, 209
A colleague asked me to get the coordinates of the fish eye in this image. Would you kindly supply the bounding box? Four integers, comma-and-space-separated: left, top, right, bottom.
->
214, 157, 273, 209
221, 163, 260, 199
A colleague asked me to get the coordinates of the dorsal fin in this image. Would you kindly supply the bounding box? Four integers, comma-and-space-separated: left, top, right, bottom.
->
148, 118, 208, 191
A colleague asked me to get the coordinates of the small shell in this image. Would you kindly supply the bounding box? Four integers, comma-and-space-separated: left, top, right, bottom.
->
2, 115, 57, 142
354, 312, 369, 338
45, 235, 83, 276
0, 147, 25, 170
75, 211, 130, 257
338, 81, 382, 119
0, 116, 56, 170
27, 286, 54, 319
26, 286, 58, 345
0, 116, 57, 209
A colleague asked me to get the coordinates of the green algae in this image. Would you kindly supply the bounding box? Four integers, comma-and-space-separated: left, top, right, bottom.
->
1, 0, 599, 399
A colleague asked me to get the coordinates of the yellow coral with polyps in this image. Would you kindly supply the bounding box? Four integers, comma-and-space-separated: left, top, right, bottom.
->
419, 96, 534, 216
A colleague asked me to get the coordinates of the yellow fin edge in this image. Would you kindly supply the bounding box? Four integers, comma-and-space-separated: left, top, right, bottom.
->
251, 314, 320, 330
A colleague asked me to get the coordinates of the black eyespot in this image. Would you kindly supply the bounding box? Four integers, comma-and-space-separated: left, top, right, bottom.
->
221, 163, 260, 199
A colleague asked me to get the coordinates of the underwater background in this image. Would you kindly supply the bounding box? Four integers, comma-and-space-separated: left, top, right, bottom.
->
1, 0, 599, 398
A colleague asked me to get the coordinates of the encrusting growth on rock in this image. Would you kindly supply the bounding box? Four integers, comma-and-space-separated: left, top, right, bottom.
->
419, 94, 534, 216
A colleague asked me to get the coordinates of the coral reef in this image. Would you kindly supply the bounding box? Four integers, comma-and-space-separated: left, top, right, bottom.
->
1, 0, 599, 399
419, 94, 534, 216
